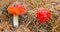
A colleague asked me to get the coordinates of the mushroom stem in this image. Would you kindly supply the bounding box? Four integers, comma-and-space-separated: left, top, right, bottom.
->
13, 15, 19, 27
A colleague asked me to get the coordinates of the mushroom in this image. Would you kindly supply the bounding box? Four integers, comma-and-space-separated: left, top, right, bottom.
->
36, 8, 52, 23
7, 2, 26, 27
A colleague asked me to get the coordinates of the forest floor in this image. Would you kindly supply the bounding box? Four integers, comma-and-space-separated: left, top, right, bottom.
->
0, 0, 60, 32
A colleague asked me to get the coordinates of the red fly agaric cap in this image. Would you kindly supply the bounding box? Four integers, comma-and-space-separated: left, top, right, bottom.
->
7, 2, 27, 15
36, 8, 52, 23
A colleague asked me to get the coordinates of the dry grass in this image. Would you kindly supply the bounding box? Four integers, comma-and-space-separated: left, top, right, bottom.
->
0, 0, 60, 32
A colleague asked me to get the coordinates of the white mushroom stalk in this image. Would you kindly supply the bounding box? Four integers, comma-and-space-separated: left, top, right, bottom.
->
13, 15, 19, 27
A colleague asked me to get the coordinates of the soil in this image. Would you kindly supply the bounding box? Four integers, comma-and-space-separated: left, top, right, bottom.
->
0, 0, 60, 32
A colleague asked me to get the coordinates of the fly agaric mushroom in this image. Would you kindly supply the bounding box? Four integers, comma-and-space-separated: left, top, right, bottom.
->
36, 8, 52, 23
7, 2, 26, 27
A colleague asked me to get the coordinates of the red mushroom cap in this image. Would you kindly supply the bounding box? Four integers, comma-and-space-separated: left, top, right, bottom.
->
7, 2, 26, 15
36, 8, 52, 23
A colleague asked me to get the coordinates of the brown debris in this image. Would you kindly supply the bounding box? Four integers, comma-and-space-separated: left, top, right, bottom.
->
14, 25, 31, 32
0, 0, 60, 32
